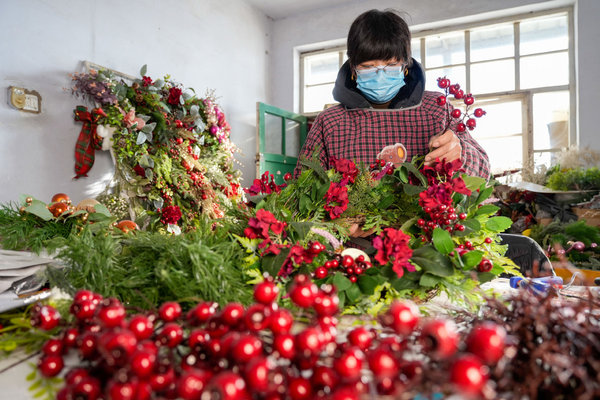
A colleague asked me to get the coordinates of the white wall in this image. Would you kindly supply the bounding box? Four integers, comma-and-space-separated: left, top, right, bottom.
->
0, 0, 271, 204
270, 0, 599, 152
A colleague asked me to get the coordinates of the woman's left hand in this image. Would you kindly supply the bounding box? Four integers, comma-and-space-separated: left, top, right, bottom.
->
424, 129, 462, 166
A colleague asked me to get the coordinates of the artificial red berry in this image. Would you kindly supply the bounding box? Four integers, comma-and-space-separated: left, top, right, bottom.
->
230, 334, 263, 363
70, 299, 97, 320
245, 303, 270, 331
456, 122, 466, 132
254, 280, 280, 304
243, 357, 271, 391
42, 338, 63, 356
221, 303, 245, 326
334, 347, 364, 381
288, 376, 313, 400
420, 319, 459, 359
149, 367, 176, 392
32, 304, 61, 331
295, 327, 322, 356
464, 94, 474, 105
417, 219, 426, 226
72, 377, 101, 400
131, 350, 156, 378
269, 309, 293, 334
98, 329, 138, 367
38, 355, 64, 377
341, 255, 354, 267
314, 266, 328, 279
205, 371, 248, 400
128, 315, 154, 340
484, 237, 493, 244
158, 323, 184, 348
284, 173, 292, 181
65, 368, 89, 386
189, 301, 218, 324
454, 89, 464, 99
289, 279, 318, 308
478, 259, 493, 273
308, 241, 326, 254
273, 333, 296, 359
436, 96, 447, 106
450, 354, 488, 395
62, 328, 79, 348
78, 332, 98, 359
458, 212, 467, 220
176, 370, 211, 400
368, 347, 399, 378
474, 108, 486, 117
107, 380, 136, 400
158, 301, 182, 322
466, 118, 476, 129
437, 77, 450, 89
466, 322, 506, 364
97, 299, 126, 328
349, 275, 357, 283
381, 300, 420, 336
347, 326, 373, 350
451, 109, 461, 118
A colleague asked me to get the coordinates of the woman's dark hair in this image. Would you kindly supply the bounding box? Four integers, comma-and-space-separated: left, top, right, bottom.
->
347, 9, 412, 68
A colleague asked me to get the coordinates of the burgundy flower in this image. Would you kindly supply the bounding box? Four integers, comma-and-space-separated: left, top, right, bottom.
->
323, 182, 349, 220
133, 164, 146, 177
419, 183, 454, 210
161, 205, 182, 225
244, 172, 286, 196
167, 87, 182, 105
244, 209, 287, 241
278, 243, 316, 277
451, 176, 471, 196
372, 228, 414, 278
142, 76, 153, 87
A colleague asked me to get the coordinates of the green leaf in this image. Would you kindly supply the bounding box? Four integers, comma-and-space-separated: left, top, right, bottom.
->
66, 209, 87, 219
25, 200, 54, 221
357, 275, 378, 295
476, 186, 494, 204
476, 204, 500, 216
26, 369, 37, 382
461, 250, 484, 268
403, 184, 425, 196
140, 64, 147, 76
376, 194, 395, 210
391, 275, 419, 291
288, 221, 313, 239
463, 175, 486, 191
486, 216, 512, 232
261, 248, 290, 277
432, 227, 453, 255
477, 272, 496, 283
93, 204, 112, 217
410, 245, 454, 277
299, 194, 312, 214
316, 181, 330, 200
300, 158, 329, 182
29, 380, 42, 391
397, 166, 409, 183
419, 273, 441, 287
332, 272, 352, 292
463, 218, 481, 232
345, 284, 362, 304
401, 162, 427, 186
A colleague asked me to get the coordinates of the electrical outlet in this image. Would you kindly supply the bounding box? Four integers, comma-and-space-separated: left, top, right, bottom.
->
8, 86, 41, 113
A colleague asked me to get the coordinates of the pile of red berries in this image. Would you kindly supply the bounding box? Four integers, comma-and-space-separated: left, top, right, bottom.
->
313, 253, 373, 283
32, 278, 507, 399
417, 204, 466, 236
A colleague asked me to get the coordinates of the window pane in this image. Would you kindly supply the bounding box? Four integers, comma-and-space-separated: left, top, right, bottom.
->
474, 100, 523, 139
304, 52, 339, 85
304, 83, 335, 113
534, 151, 559, 170
532, 91, 569, 151
285, 120, 300, 157
470, 59, 515, 94
425, 66, 465, 93
265, 113, 282, 154
470, 23, 514, 62
425, 32, 465, 68
478, 136, 523, 174
411, 39, 421, 63
520, 14, 568, 55
520, 52, 568, 89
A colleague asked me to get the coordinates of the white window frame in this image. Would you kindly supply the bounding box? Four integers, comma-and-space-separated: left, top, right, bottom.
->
298, 7, 576, 174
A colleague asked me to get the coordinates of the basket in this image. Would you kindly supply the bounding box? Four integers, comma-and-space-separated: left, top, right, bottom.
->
572, 207, 600, 227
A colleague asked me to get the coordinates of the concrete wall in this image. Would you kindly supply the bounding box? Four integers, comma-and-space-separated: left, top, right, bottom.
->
0, 0, 271, 204
269, 0, 599, 152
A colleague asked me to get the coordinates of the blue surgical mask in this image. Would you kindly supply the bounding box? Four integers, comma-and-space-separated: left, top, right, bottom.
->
355, 65, 406, 104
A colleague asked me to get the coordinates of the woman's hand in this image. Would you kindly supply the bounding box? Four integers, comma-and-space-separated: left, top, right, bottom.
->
425, 129, 462, 166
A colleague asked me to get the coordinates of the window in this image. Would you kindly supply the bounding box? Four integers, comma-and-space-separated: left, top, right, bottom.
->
299, 8, 575, 176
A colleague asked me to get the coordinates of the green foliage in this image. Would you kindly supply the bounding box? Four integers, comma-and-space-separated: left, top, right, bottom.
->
46, 221, 253, 309
546, 167, 600, 191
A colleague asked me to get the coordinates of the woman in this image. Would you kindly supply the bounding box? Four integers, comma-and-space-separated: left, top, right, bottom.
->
295, 9, 490, 179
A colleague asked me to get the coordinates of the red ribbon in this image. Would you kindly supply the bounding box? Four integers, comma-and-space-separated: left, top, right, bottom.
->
73, 106, 104, 179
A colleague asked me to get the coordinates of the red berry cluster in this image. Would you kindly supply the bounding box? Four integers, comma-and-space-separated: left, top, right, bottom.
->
417, 204, 466, 237
313, 254, 373, 283
436, 77, 486, 133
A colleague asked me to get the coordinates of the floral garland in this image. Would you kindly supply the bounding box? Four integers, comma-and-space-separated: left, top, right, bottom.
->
70, 65, 243, 232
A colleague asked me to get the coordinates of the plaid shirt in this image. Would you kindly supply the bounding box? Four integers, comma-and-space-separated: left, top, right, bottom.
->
296, 91, 490, 178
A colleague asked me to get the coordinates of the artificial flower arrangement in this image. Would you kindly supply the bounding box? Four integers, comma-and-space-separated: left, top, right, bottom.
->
237, 156, 519, 313
70, 65, 243, 233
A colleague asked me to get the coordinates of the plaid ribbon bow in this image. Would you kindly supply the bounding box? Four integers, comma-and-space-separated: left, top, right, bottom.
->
73, 106, 105, 179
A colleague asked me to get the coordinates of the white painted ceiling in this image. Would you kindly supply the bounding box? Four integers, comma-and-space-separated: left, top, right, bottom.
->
245, 0, 353, 20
